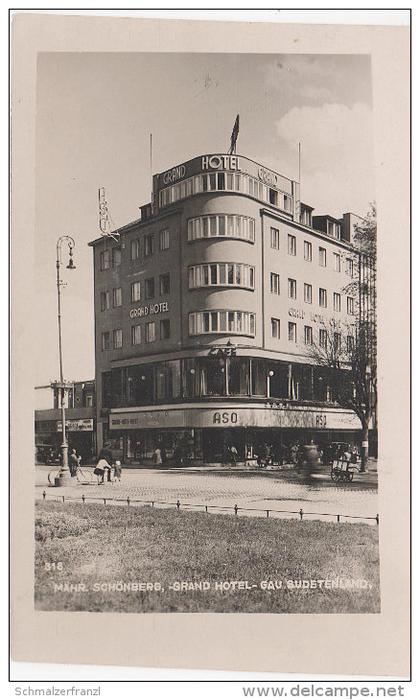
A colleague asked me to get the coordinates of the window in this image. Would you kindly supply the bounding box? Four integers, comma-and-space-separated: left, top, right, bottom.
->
333, 293, 341, 312
101, 331, 111, 351
188, 214, 255, 243
100, 290, 110, 311
319, 247, 327, 267
131, 281, 141, 303
270, 272, 280, 295
346, 257, 354, 276
304, 241, 312, 262
159, 229, 170, 251
288, 322, 297, 343
160, 319, 171, 340
304, 325, 313, 345
145, 321, 156, 343
333, 332, 341, 352
131, 239, 140, 260
112, 287, 122, 307
347, 296, 354, 315
288, 234, 296, 256
144, 234, 154, 257
159, 273, 170, 296
347, 335, 355, 353
270, 227, 280, 250
145, 277, 155, 299
271, 318, 280, 339
131, 325, 141, 345
333, 252, 341, 272
112, 248, 121, 267
304, 283, 312, 304
319, 328, 327, 350
113, 329, 123, 349
99, 249, 110, 271
189, 310, 256, 337
288, 278, 297, 300
188, 263, 254, 290
319, 288, 327, 308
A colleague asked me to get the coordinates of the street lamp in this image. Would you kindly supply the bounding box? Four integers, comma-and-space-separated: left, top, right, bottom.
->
267, 370, 274, 398
54, 235, 76, 487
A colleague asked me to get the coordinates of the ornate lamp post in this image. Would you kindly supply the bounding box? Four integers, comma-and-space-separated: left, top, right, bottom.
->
54, 236, 76, 487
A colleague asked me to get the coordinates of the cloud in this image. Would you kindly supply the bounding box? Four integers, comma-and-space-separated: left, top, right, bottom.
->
274, 102, 375, 218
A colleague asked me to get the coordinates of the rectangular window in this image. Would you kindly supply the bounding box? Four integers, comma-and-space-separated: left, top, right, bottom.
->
112, 287, 122, 307
131, 239, 140, 260
270, 227, 280, 250
304, 241, 312, 262
347, 335, 355, 353
270, 272, 280, 295
304, 325, 313, 345
144, 234, 154, 257
288, 234, 296, 256
145, 321, 156, 343
319, 247, 327, 267
346, 257, 354, 276
304, 283, 312, 304
333, 332, 341, 352
271, 318, 280, 339
113, 329, 123, 349
99, 249, 110, 271
131, 325, 141, 345
288, 322, 297, 343
333, 252, 341, 272
160, 319, 171, 340
112, 248, 121, 267
347, 296, 354, 315
101, 331, 110, 351
159, 273, 170, 296
319, 328, 327, 350
145, 277, 155, 299
131, 281, 141, 303
159, 229, 170, 251
100, 290, 110, 311
319, 288, 327, 308
288, 278, 297, 300
333, 293, 341, 312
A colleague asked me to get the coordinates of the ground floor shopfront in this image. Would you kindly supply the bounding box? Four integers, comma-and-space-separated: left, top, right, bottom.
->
103, 402, 369, 465
35, 416, 95, 463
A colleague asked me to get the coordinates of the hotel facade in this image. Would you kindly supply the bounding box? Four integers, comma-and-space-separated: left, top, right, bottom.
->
89, 152, 365, 464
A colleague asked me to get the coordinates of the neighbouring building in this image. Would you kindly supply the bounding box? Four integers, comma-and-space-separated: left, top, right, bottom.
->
89, 152, 367, 465
35, 380, 96, 462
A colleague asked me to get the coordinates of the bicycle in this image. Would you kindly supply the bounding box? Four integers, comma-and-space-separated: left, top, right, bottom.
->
47, 465, 97, 486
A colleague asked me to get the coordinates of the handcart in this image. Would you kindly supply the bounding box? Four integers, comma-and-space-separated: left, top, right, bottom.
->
330, 459, 357, 483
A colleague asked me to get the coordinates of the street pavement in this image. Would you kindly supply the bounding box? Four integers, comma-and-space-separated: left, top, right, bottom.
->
35, 464, 379, 525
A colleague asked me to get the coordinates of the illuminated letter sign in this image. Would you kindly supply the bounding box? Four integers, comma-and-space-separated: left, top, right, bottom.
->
162, 164, 186, 185
202, 155, 238, 171
258, 167, 278, 187
130, 302, 169, 319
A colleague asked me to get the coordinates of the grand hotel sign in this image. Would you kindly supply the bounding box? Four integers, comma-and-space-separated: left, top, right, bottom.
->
156, 154, 293, 195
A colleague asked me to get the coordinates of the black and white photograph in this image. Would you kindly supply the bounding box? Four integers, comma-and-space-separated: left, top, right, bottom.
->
10, 10, 410, 678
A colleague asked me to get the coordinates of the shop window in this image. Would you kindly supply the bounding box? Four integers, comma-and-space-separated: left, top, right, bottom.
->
228, 357, 251, 396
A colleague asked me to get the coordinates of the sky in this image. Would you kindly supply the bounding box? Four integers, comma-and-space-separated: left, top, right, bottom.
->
35, 52, 374, 386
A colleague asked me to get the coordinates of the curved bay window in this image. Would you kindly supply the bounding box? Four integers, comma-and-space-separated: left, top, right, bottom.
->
187, 214, 255, 243
159, 171, 293, 213
189, 310, 256, 337
188, 263, 255, 290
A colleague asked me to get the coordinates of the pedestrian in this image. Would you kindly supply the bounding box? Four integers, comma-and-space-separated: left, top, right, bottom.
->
69, 448, 81, 477
113, 460, 122, 481
290, 443, 299, 465
229, 444, 238, 468
153, 446, 162, 466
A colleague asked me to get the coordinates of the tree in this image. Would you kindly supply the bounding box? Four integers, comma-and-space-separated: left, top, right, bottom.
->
308, 205, 377, 471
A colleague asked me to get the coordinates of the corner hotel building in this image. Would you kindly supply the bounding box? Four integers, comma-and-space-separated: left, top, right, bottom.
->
89, 152, 363, 464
